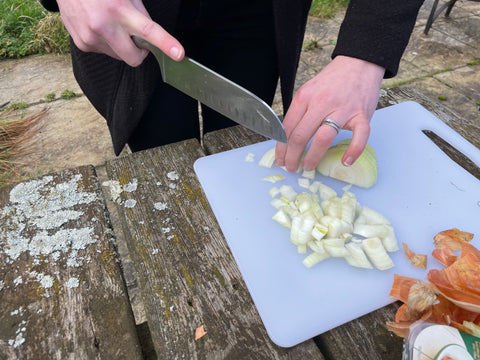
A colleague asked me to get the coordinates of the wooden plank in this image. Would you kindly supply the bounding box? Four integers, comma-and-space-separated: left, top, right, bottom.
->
105, 139, 324, 359
0, 166, 142, 359
203, 126, 267, 154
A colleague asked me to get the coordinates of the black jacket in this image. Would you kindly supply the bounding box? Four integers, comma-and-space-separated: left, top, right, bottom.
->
40, 0, 424, 155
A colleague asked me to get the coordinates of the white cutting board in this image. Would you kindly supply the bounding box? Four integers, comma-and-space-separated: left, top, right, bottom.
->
194, 101, 480, 347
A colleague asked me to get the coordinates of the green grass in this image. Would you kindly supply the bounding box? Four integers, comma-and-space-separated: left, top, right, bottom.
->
0, 0, 69, 59
310, 0, 350, 19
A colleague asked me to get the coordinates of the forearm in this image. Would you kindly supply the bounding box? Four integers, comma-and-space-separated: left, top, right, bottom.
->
332, 0, 425, 78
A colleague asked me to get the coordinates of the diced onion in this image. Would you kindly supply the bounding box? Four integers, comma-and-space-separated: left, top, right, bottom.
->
361, 237, 394, 270
262, 174, 285, 183
259, 148, 276, 168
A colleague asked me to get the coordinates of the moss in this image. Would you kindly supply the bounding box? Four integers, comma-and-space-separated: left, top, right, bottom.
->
181, 264, 194, 291
60, 89, 76, 100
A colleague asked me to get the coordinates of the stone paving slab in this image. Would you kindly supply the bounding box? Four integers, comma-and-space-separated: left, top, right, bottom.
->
398, 75, 480, 149
20, 99, 120, 174
0, 54, 81, 106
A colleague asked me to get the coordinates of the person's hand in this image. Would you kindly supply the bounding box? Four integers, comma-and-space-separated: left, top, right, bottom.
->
275, 55, 385, 172
56, 0, 184, 66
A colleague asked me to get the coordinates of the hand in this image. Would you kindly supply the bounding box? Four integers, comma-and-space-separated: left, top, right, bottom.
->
56, 0, 184, 66
275, 55, 385, 172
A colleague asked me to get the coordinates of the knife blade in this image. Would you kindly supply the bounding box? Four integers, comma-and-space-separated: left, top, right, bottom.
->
132, 36, 287, 143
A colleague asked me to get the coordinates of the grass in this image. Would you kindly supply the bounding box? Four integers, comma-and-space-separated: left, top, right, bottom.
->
309, 0, 350, 19
0, 109, 46, 186
0, 0, 69, 59
0, 0, 348, 59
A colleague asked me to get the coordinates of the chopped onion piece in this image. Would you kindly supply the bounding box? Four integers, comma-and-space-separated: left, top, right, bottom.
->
318, 183, 337, 201
280, 185, 297, 201
302, 169, 316, 180
297, 245, 307, 254
323, 238, 349, 257
270, 197, 289, 209
312, 223, 328, 241
245, 153, 255, 162
259, 148, 276, 168
381, 224, 399, 252
308, 181, 321, 193
307, 239, 326, 253
269, 187, 281, 198
353, 223, 389, 238
344, 242, 373, 269
354, 206, 390, 226
272, 210, 291, 229
303, 251, 330, 268
362, 237, 394, 270
298, 177, 310, 189
262, 174, 285, 183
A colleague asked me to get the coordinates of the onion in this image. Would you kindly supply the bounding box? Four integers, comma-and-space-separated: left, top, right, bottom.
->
316, 139, 378, 188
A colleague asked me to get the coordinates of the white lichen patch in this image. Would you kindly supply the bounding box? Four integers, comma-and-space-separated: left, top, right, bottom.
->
0, 173, 105, 348
13, 276, 23, 287
123, 178, 138, 192
167, 171, 179, 181
66, 277, 79, 288
168, 183, 177, 190
124, 199, 137, 208
0, 173, 99, 286
154, 202, 168, 211
101, 180, 122, 203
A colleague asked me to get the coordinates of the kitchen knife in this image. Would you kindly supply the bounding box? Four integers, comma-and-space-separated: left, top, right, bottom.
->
133, 36, 287, 143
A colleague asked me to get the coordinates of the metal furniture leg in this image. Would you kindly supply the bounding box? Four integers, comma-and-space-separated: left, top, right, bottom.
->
423, 0, 458, 36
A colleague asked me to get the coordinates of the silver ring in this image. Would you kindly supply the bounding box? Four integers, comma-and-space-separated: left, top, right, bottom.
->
321, 118, 341, 134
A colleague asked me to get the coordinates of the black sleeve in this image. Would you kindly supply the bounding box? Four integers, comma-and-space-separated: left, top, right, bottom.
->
39, 0, 59, 12
332, 0, 425, 78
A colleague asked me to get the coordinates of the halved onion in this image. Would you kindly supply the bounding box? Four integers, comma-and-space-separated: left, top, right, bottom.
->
316, 139, 378, 188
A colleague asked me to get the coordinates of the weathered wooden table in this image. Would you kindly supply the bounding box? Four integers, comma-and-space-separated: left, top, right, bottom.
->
1, 88, 478, 359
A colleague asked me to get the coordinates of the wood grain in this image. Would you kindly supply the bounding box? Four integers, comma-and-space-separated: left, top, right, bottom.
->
0, 166, 142, 359
106, 139, 324, 359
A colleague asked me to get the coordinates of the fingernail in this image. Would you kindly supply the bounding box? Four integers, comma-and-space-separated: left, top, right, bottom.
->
343, 157, 354, 166
276, 158, 284, 166
303, 165, 313, 172
170, 46, 181, 60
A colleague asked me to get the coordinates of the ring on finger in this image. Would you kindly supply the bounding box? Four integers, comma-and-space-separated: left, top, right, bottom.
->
321, 118, 341, 134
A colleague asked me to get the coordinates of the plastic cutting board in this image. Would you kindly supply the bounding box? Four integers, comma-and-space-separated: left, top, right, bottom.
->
194, 101, 480, 347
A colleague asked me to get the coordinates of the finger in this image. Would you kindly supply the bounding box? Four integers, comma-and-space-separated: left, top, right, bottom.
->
103, 28, 149, 67
123, 9, 184, 61
341, 115, 371, 166
302, 116, 340, 171
274, 95, 308, 168
283, 109, 326, 172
